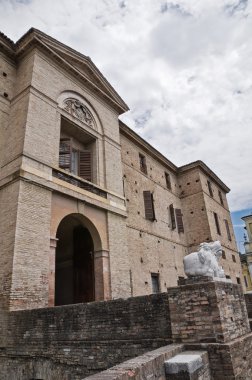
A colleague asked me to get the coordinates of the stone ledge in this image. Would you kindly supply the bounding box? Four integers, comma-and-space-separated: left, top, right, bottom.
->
164, 351, 206, 375
82, 344, 184, 380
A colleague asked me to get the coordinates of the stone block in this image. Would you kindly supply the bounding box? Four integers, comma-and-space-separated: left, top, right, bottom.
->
165, 352, 203, 375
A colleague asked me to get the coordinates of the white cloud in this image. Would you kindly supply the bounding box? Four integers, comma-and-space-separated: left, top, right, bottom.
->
0, 0, 251, 211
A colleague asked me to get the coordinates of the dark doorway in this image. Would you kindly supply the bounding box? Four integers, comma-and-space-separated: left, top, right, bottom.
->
55, 215, 94, 305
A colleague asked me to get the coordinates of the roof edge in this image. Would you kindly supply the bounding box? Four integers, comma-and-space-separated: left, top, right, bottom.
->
242, 215, 252, 221
119, 120, 177, 172
15, 28, 129, 113
178, 160, 230, 193
120, 121, 230, 193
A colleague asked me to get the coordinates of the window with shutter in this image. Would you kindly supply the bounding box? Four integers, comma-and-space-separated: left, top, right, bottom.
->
175, 208, 184, 233
224, 219, 231, 241
214, 212, 221, 235
59, 139, 71, 171
79, 150, 92, 182
143, 191, 155, 221
169, 204, 176, 230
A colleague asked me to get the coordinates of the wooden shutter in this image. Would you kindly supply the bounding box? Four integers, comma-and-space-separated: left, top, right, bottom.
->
224, 219, 231, 241
59, 138, 71, 171
169, 204, 176, 230
79, 150, 92, 182
175, 208, 184, 233
143, 191, 155, 220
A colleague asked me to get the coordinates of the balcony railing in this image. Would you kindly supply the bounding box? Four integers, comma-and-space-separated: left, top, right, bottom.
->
52, 169, 107, 199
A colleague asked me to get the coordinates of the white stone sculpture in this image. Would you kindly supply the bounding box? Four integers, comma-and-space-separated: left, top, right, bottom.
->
183, 241, 226, 279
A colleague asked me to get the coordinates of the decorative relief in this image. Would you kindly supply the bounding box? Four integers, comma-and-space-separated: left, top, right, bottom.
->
63, 98, 96, 128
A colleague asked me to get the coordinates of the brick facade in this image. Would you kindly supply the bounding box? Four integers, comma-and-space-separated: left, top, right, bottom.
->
0, 28, 243, 314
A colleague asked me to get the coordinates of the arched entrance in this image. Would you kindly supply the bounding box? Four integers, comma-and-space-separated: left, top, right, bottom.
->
55, 214, 95, 305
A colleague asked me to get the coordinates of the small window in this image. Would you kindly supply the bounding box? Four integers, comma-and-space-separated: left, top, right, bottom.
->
151, 273, 160, 293
169, 204, 176, 230
244, 276, 248, 288
139, 153, 147, 174
226, 275, 231, 279
232, 254, 236, 263
165, 172, 171, 190
222, 250, 226, 259
143, 191, 155, 221
236, 277, 241, 285
213, 212, 221, 235
218, 190, 224, 206
224, 219, 232, 241
207, 180, 213, 197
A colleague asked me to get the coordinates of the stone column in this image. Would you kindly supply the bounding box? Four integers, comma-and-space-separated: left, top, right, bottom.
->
94, 250, 111, 301
48, 237, 58, 307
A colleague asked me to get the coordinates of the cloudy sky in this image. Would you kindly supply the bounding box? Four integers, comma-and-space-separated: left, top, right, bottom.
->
1, 0, 251, 246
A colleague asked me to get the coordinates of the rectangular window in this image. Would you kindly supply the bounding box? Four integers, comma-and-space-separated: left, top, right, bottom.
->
165, 172, 171, 190
222, 250, 226, 259
151, 273, 160, 293
244, 276, 248, 288
169, 204, 176, 230
175, 208, 184, 233
59, 138, 71, 171
224, 219, 232, 241
226, 275, 231, 280
59, 139, 92, 182
71, 149, 79, 175
207, 180, 213, 197
232, 254, 236, 263
236, 277, 241, 285
218, 190, 224, 206
139, 153, 147, 174
143, 191, 155, 221
214, 212, 221, 235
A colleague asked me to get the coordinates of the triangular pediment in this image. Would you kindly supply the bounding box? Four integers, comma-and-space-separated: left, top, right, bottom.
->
15, 28, 129, 113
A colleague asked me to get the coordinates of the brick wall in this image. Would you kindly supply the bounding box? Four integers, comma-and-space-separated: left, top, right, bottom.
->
0, 293, 171, 379
168, 278, 250, 344
245, 293, 252, 318
120, 132, 188, 295
9, 180, 52, 310
0, 181, 20, 310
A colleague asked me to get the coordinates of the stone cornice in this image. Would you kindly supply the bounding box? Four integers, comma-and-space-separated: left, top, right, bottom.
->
119, 121, 230, 193
242, 215, 252, 221
178, 161, 230, 193
0, 32, 16, 60
1, 27, 129, 114
119, 120, 177, 173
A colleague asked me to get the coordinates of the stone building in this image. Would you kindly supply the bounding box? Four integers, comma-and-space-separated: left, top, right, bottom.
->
240, 214, 252, 292
0, 28, 243, 313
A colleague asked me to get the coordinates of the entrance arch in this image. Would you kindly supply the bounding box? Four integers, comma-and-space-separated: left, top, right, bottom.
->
55, 214, 97, 305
